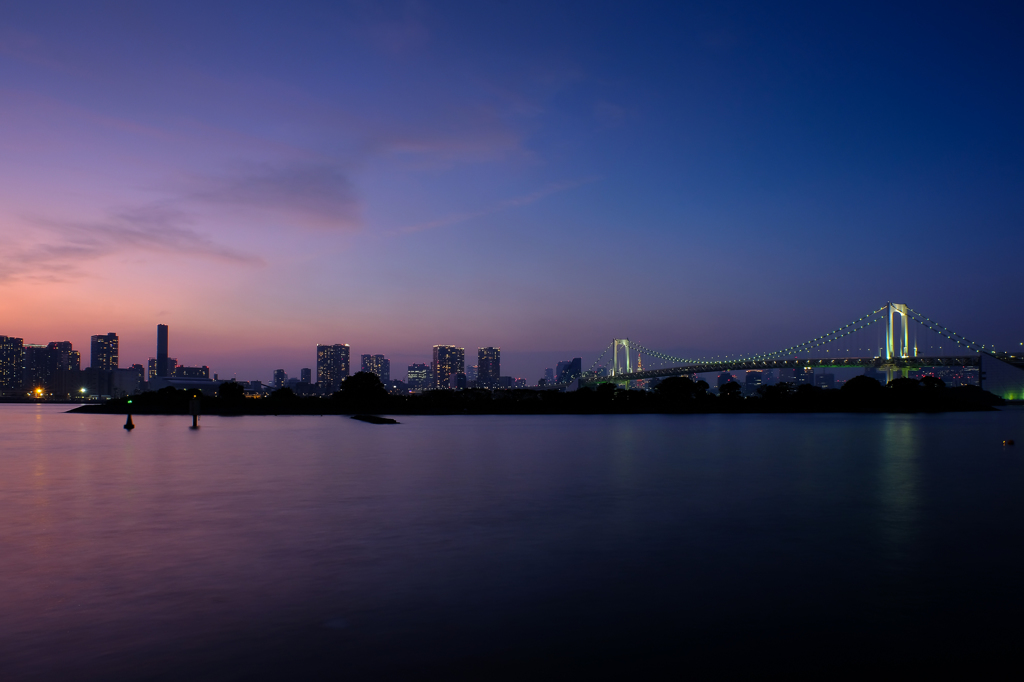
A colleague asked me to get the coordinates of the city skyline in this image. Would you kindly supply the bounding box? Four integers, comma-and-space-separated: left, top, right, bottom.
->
1, 3, 1022, 380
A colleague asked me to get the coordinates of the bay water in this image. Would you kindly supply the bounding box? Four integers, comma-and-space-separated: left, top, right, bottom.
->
2, 405, 1023, 679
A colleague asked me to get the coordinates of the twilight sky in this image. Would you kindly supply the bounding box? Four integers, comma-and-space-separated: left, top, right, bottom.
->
1, 1, 1022, 381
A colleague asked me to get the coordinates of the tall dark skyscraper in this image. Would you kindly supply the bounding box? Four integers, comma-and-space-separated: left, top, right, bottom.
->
90, 333, 118, 371
300, 368, 312, 384
431, 345, 465, 390
156, 324, 169, 377
360, 354, 390, 384
477, 347, 500, 388
556, 358, 582, 383
316, 344, 350, 391
0, 335, 25, 390
23, 344, 48, 389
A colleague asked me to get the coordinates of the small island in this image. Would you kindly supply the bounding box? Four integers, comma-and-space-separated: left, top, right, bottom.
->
70, 371, 1003, 416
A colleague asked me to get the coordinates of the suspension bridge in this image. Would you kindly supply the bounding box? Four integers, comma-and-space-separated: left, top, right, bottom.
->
571, 302, 1024, 400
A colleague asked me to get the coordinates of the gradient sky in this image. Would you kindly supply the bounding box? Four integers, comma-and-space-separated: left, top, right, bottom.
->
1, 1, 1022, 381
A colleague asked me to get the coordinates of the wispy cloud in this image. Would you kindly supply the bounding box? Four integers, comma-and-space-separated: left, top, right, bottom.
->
401, 177, 601, 233
0, 205, 263, 283
182, 163, 362, 230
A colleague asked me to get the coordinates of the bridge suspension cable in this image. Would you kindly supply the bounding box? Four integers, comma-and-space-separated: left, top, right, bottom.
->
905, 308, 984, 353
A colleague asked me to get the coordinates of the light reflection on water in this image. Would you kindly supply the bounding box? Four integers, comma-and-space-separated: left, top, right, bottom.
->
1, 405, 1023, 679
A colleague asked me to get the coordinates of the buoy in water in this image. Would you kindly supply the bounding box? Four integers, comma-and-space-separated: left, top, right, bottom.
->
124, 414, 135, 430
1004, 439, 1015, 446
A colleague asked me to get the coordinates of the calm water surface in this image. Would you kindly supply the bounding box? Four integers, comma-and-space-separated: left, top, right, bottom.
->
2, 405, 1023, 679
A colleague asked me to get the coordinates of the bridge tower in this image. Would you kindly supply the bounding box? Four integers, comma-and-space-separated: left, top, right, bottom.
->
611, 339, 632, 378
883, 302, 911, 383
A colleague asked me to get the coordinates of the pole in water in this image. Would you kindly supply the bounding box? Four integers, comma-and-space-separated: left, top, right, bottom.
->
124, 398, 135, 430
189, 397, 201, 429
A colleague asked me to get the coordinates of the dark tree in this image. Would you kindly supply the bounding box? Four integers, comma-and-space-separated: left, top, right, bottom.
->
270, 387, 296, 400
887, 377, 921, 392
596, 382, 617, 400
920, 376, 946, 391
341, 372, 388, 401
654, 376, 700, 401
757, 382, 795, 401
841, 375, 884, 397
217, 381, 245, 401
719, 381, 742, 400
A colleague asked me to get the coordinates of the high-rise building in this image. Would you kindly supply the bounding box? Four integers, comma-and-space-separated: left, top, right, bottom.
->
129, 363, 146, 389
407, 363, 430, 391
273, 369, 287, 389
544, 368, 555, 384
556, 358, 582, 383
432, 345, 465, 390
0, 336, 25, 390
360, 354, 391, 384
466, 365, 478, 385
815, 373, 836, 389
744, 371, 763, 396
90, 333, 118, 371
149, 356, 177, 378
39, 341, 80, 396
477, 347, 500, 388
156, 324, 169, 377
316, 344, 350, 391
300, 368, 312, 384
23, 344, 48, 390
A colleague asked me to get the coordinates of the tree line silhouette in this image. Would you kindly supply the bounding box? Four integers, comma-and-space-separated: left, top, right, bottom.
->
72, 371, 1003, 416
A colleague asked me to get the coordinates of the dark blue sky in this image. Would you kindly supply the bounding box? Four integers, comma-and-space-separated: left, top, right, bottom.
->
1, 1, 1021, 379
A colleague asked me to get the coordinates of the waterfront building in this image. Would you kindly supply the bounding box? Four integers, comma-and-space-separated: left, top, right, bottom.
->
0, 336, 24, 391
273, 369, 287, 389
129, 363, 146, 389
23, 344, 48, 391
466, 365, 478, 385
176, 366, 210, 379
777, 368, 797, 384
361, 354, 391, 384
90, 333, 118, 371
477, 347, 500, 388
795, 367, 814, 385
497, 376, 513, 389
432, 345, 465, 390
316, 344, 350, 391
717, 371, 735, 388
156, 324, 169, 377
544, 368, 555, 384
745, 371, 763, 396
407, 363, 430, 391
450, 372, 467, 390
43, 342, 80, 396
556, 358, 582, 383
815, 373, 836, 389
300, 368, 312, 384
513, 378, 526, 388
